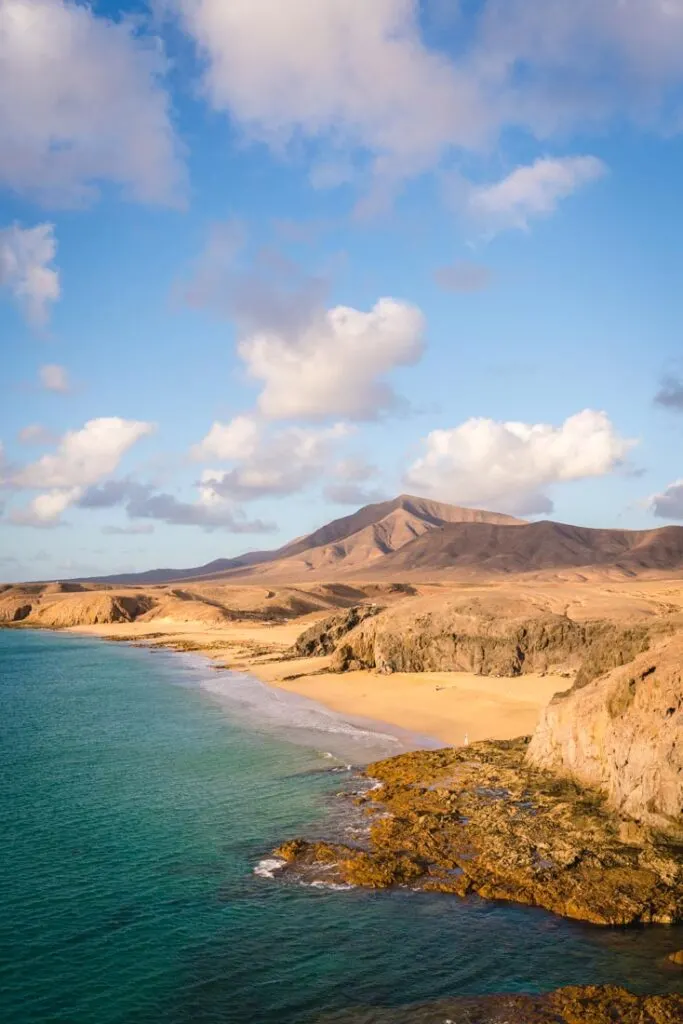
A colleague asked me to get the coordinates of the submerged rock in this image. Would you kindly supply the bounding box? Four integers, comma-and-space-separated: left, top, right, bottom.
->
271, 738, 683, 926
315, 986, 683, 1023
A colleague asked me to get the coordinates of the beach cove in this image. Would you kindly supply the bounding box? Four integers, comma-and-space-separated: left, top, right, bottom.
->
2, 628, 682, 1024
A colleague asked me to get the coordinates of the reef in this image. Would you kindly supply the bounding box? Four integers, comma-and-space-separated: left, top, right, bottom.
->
315, 986, 683, 1023
271, 738, 683, 926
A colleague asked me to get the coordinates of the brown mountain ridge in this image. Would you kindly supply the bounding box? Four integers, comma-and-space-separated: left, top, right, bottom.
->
76, 494, 683, 585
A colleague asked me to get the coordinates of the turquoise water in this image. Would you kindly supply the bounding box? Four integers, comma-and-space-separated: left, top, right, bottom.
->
1, 630, 681, 1024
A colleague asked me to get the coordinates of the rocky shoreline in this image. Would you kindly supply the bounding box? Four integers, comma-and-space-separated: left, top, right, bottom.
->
315, 986, 683, 1023
270, 737, 683, 927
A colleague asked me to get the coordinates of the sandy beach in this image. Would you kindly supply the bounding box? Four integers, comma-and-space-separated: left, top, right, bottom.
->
66, 618, 567, 747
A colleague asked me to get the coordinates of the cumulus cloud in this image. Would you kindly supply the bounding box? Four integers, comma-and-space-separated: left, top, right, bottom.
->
191, 415, 260, 461
15, 418, 155, 490
476, 0, 683, 136
654, 375, 683, 411
11, 487, 80, 527
200, 423, 349, 501
39, 364, 70, 393
0, 223, 59, 324
79, 477, 275, 533
239, 297, 425, 421
466, 157, 607, 234
0, 0, 182, 205
173, 1, 683, 201
11, 417, 155, 525
405, 409, 635, 514
651, 481, 683, 521
174, 0, 488, 192
433, 261, 492, 293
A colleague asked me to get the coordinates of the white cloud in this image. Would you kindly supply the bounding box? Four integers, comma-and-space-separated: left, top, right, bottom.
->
39, 363, 69, 393
466, 157, 607, 234
405, 409, 635, 514
11, 417, 155, 525
651, 480, 683, 520
239, 297, 425, 421
13, 488, 81, 527
175, 0, 488, 192
476, 0, 683, 136
0, 0, 182, 205
15, 418, 155, 490
201, 423, 349, 500
78, 476, 275, 533
191, 415, 260, 461
0, 223, 59, 324
173, 1, 683, 201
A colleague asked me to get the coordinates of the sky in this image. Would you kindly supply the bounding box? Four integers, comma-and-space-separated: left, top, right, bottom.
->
2, 0, 683, 582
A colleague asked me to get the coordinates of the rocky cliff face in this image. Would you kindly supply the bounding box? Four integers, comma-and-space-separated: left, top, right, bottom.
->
527, 636, 683, 836
330, 600, 654, 683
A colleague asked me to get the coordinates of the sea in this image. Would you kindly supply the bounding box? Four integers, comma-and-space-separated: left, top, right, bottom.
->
1, 629, 681, 1024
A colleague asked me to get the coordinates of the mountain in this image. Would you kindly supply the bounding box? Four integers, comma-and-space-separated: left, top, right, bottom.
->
368, 519, 683, 576
78, 495, 683, 585
82, 495, 524, 585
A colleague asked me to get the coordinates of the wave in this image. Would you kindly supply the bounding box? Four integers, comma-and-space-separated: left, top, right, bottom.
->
188, 668, 421, 763
253, 858, 287, 880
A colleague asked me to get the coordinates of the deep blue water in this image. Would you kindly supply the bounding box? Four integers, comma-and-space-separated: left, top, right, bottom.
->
1, 629, 681, 1024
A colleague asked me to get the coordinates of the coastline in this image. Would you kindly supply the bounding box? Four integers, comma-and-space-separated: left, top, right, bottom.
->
57, 618, 567, 749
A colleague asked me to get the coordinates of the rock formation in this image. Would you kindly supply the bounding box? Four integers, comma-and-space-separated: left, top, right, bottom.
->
527, 635, 683, 836
316, 987, 683, 1024
330, 597, 656, 683
272, 738, 683, 926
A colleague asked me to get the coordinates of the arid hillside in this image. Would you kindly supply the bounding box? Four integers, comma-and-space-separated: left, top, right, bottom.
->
64, 494, 683, 586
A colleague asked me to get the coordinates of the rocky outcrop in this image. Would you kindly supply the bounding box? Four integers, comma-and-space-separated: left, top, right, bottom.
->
0, 597, 33, 622
317, 987, 683, 1023
292, 604, 382, 657
271, 739, 683, 926
330, 601, 653, 681
527, 636, 683, 836
29, 593, 154, 627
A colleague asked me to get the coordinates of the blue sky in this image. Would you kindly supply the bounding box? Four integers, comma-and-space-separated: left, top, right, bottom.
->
2, 0, 683, 582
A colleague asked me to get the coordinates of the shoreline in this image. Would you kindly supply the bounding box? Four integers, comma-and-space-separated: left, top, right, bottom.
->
51, 618, 568, 750
8, 622, 439, 763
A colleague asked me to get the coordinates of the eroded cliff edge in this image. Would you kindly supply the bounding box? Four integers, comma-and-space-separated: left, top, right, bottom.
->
527, 636, 683, 836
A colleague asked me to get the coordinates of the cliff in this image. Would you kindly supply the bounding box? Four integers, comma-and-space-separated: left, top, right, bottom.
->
329, 597, 656, 683
527, 635, 683, 836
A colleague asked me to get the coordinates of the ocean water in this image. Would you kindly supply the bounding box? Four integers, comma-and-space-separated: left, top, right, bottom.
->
1, 630, 681, 1024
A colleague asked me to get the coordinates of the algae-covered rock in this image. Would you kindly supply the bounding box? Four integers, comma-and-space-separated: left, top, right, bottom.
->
271, 738, 683, 926
316, 986, 683, 1023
